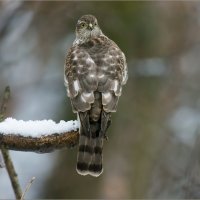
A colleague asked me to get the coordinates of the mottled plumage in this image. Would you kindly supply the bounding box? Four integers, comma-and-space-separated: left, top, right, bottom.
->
64, 14, 128, 177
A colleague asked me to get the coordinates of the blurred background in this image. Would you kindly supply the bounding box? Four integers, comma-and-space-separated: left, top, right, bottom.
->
1, 1, 200, 198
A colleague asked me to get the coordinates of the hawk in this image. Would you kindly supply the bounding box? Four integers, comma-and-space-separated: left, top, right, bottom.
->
64, 14, 128, 177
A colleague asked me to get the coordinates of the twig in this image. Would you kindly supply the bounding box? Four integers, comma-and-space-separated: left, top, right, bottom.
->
1, 148, 22, 199
0, 151, 5, 168
0, 86, 10, 121
20, 177, 35, 200
0, 87, 23, 199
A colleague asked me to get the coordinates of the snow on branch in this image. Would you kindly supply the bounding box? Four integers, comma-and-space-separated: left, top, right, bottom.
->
0, 118, 79, 153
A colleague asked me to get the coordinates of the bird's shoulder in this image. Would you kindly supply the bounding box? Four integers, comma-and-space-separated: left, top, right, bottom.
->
65, 34, 127, 71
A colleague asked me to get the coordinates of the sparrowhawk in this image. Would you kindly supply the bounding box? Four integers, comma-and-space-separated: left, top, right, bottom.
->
64, 14, 128, 177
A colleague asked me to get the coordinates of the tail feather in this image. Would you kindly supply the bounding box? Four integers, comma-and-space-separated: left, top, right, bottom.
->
76, 93, 110, 177
88, 137, 103, 177
76, 134, 93, 176
76, 135, 104, 177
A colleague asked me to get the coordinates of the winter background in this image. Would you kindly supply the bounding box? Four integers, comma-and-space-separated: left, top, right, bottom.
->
1, 1, 200, 198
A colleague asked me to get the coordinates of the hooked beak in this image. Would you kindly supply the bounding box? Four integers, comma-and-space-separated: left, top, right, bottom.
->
88, 23, 93, 30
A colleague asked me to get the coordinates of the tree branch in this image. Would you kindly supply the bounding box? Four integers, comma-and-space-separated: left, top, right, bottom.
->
0, 86, 80, 199
0, 130, 79, 153
0, 86, 23, 199
1, 148, 22, 199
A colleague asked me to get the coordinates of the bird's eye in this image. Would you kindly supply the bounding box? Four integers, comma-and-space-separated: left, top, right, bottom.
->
94, 22, 97, 26
80, 23, 86, 28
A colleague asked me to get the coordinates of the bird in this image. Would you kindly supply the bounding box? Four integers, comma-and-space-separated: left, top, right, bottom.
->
64, 14, 128, 177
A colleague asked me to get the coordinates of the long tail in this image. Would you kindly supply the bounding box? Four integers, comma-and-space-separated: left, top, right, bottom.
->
76, 122, 103, 177
76, 92, 111, 177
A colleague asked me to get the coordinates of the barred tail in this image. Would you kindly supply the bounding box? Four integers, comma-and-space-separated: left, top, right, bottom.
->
76, 96, 110, 177
76, 134, 94, 176
76, 134, 103, 177
88, 137, 104, 177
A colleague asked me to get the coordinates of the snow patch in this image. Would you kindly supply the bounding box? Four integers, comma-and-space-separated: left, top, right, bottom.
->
0, 118, 79, 137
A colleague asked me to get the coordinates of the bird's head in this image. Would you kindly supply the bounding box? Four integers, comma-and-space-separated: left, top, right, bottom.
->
75, 15, 102, 42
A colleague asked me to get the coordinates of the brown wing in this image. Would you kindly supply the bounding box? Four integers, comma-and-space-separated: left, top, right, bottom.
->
92, 37, 128, 112
64, 45, 98, 113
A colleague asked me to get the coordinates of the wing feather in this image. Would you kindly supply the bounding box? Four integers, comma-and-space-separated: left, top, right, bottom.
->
64, 46, 97, 113
93, 39, 127, 112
